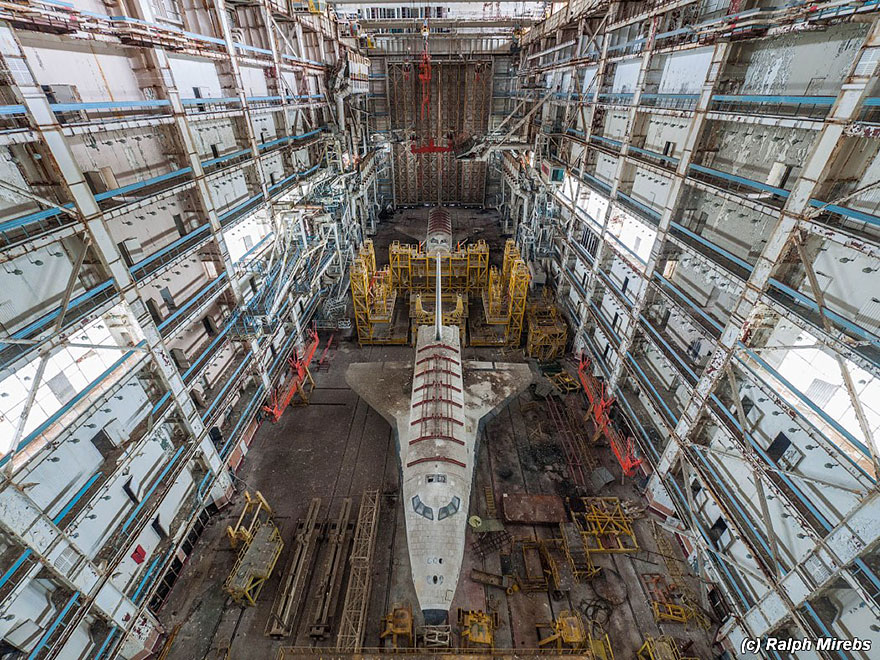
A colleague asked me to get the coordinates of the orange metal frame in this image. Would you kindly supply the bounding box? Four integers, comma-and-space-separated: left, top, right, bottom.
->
578, 355, 643, 477
262, 328, 320, 422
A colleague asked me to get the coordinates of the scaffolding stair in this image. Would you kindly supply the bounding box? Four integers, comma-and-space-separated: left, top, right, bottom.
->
336, 489, 380, 651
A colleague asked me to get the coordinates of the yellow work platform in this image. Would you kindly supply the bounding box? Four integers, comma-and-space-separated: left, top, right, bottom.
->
225, 522, 283, 606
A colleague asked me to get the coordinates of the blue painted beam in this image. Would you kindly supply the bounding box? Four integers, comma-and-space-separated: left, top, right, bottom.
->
26, 591, 79, 660
201, 353, 254, 422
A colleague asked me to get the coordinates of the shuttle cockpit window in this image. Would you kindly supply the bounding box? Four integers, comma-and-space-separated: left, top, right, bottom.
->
437, 495, 461, 521
412, 494, 434, 520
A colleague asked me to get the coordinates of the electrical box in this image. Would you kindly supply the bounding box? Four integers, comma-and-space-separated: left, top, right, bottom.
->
539, 161, 565, 185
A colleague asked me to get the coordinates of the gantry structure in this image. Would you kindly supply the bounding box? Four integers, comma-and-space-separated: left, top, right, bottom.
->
493, 0, 880, 654
0, 1, 381, 657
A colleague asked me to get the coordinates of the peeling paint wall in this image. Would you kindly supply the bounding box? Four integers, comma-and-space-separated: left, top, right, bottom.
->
733, 23, 868, 96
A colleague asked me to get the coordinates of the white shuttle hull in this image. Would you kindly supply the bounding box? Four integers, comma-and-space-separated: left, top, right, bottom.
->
347, 331, 531, 622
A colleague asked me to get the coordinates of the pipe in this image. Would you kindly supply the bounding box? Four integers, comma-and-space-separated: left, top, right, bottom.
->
435, 252, 442, 341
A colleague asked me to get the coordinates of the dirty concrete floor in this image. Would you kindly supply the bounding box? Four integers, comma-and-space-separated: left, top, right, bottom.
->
159, 342, 716, 659
159, 210, 715, 658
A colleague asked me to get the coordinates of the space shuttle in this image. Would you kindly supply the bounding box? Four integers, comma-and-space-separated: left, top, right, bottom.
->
346, 208, 531, 624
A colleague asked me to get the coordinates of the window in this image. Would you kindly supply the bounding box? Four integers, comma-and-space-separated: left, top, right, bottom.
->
621, 276, 629, 296
146, 298, 163, 324
117, 240, 137, 267
658, 308, 671, 331
766, 432, 791, 464
805, 378, 836, 408
243, 235, 254, 251
202, 316, 217, 336
173, 213, 187, 238
426, 474, 446, 484
84, 170, 109, 194
170, 348, 190, 370
767, 161, 794, 190
123, 477, 139, 503
412, 495, 433, 520
709, 516, 728, 548
585, 230, 599, 256
210, 144, 220, 159
159, 287, 176, 311
437, 496, 461, 521
663, 141, 675, 157
89, 428, 114, 457
55, 546, 79, 574
192, 86, 205, 111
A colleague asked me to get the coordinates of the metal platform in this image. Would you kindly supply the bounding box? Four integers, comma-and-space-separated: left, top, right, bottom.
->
225, 522, 284, 606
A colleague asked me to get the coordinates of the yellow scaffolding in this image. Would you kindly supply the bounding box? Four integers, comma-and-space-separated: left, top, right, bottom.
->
473, 239, 530, 347
502, 238, 518, 284
526, 302, 568, 362
649, 523, 710, 629
224, 491, 284, 606
388, 239, 489, 292
637, 636, 700, 660
559, 522, 600, 580
642, 574, 708, 627
537, 612, 614, 659
506, 256, 530, 345
467, 241, 490, 291
380, 604, 414, 648
226, 490, 273, 548
355, 235, 527, 347
573, 498, 639, 554
410, 291, 466, 336
457, 609, 498, 649
350, 241, 406, 344
483, 266, 506, 323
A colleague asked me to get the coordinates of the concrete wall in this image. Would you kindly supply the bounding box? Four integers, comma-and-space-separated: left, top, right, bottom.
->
657, 47, 712, 94
734, 22, 868, 96
169, 55, 224, 98
0, 318, 138, 449
610, 59, 640, 93
21, 39, 143, 102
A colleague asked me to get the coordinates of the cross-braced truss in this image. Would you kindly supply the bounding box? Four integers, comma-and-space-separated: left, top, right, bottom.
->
388, 59, 492, 205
